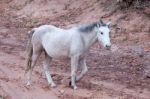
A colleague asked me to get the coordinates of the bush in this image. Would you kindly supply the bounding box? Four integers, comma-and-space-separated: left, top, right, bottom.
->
117, 0, 150, 8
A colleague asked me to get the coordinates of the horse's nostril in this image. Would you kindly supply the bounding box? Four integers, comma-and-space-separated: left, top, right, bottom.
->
106, 45, 111, 49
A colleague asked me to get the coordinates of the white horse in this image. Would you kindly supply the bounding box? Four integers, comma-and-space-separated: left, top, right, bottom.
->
26, 19, 111, 90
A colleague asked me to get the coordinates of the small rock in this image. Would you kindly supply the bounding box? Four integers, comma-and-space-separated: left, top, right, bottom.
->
59, 89, 65, 94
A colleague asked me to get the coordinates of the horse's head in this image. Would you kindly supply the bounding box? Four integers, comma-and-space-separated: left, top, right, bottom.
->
96, 19, 111, 50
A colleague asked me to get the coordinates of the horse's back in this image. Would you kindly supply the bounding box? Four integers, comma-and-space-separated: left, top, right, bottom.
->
32, 25, 60, 41
36, 25, 57, 33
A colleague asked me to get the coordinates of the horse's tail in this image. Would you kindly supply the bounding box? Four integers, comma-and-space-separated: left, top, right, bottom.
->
25, 28, 36, 73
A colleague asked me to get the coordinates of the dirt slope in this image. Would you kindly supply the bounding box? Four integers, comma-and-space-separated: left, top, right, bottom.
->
0, 0, 150, 99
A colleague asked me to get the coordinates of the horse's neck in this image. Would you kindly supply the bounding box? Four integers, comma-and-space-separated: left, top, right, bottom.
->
81, 32, 97, 49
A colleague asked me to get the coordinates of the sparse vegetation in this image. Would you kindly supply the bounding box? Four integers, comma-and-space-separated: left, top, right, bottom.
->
117, 0, 150, 8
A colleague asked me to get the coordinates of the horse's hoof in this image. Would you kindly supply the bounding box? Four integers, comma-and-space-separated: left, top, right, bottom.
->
73, 86, 77, 90
51, 83, 57, 88
69, 81, 77, 90
26, 81, 31, 86
69, 81, 71, 86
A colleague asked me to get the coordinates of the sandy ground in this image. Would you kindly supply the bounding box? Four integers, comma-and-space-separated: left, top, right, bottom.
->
0, 0, 150, 99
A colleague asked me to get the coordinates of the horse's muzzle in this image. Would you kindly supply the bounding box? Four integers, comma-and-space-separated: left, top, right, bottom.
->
106, 45, 111, 50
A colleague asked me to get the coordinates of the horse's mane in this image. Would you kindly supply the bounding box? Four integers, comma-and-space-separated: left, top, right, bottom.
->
78, 21, 107, 33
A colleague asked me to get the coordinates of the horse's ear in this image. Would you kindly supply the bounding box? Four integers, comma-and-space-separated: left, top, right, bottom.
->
99, 19, 104, 24
106, 22, 111, 28
97, 23, 100, 28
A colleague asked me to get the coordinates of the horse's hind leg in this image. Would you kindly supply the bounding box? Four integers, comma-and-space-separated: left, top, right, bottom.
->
43, 53, 56, 88
26, 48, 41, 86
76, 58, 88, 82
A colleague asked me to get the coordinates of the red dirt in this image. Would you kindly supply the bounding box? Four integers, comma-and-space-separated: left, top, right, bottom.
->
0, 0, 150, 99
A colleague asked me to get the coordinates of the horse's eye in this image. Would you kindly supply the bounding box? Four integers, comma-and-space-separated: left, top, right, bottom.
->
101, 32, 103, 35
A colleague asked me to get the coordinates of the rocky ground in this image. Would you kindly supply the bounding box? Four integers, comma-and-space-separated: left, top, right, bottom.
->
0, 0, 150, 99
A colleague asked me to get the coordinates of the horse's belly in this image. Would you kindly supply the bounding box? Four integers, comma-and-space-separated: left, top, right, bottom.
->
46, 48, 70, 59
42, 41, 70, 59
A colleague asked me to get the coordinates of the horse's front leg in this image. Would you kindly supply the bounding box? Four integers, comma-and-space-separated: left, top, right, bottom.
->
76, 58, 88, 82
70, 55, 79, 90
